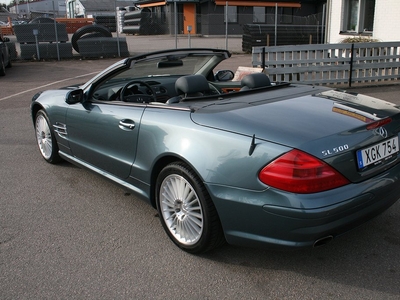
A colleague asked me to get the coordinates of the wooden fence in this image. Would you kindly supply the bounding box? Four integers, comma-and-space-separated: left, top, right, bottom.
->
252, 42, 400, 87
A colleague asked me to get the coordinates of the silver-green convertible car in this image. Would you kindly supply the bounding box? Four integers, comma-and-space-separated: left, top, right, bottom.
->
31, 48, 400, 253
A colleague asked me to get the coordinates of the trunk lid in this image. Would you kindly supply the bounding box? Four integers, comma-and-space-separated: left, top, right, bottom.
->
191, 85, 400, 182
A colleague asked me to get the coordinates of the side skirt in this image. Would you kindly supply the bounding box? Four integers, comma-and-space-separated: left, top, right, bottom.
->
59, 151, 150, 203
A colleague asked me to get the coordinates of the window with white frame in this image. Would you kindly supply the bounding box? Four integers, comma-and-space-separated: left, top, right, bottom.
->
343, 0, 375, 33
224, 6, 237, 23
253, 7, 265, 23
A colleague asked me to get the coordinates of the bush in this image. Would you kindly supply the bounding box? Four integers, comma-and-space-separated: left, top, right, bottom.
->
340, 36, 380, 43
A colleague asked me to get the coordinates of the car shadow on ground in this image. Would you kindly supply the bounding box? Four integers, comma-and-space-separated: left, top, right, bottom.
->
200, 202, 400, 296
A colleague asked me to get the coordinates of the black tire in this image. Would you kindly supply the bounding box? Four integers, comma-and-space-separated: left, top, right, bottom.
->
79, 32, 106, 39
34, 110, 62, 164
0, 56, 5, 76
71, 24, 112, 53
156, 162, 225, 253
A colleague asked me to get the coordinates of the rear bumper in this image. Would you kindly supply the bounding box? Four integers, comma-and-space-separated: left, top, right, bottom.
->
209, 163, 400, 249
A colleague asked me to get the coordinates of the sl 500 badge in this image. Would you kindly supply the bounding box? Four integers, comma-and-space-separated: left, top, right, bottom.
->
322, 144, 349, 156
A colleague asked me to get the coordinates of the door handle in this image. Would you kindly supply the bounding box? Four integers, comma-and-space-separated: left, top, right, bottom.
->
119, 119, 135, 130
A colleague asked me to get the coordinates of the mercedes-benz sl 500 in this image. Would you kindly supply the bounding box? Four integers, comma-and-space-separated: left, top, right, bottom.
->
31, 49, 400, 253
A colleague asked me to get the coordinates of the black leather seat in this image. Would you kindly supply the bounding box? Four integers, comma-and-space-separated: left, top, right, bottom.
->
166, 75, 211, 104
240, 73, 271, 91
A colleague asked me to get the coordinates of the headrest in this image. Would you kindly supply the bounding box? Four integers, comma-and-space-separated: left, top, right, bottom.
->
241, 73, 271, 89
175, 75, 210, 95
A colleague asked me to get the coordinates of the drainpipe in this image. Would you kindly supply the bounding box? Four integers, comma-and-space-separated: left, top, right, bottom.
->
225, 1, 228, 50
174, 1, 177, 49
325, 0, 332, 44
274, 3, 277, 46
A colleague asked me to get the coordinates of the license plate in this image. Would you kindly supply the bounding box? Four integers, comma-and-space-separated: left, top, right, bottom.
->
357, 136, 399, 169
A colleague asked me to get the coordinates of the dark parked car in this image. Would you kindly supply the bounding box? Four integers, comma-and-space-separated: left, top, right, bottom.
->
30, 48, 400, 253
0, 35, 12, 76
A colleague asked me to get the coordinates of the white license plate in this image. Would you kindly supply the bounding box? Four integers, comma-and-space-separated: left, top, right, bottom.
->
357, 136, 399, 169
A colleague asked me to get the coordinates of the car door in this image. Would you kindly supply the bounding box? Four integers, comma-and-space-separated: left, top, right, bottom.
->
65, 100, 145, 179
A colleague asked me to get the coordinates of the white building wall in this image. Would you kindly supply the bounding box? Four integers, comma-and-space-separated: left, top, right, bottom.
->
326, 0, 400, 43
373, 0, 400, 41
9, 0, 66, 18
325, 0, 343, 43
66, 0, 86, 18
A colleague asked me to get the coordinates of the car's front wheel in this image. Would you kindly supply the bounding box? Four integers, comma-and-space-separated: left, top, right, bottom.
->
35, 110, 62, 163
156, 162, 225, 253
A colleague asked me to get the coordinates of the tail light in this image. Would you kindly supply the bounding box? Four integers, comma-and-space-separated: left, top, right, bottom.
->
366, 117, 392, 130
259, 149, 349, 194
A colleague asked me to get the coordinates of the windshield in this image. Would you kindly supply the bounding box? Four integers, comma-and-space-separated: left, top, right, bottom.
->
88, 50, 229, 101
113, 54, 218, 80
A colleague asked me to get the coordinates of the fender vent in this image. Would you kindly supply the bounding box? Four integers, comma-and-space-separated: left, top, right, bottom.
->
53, 122, 67, 139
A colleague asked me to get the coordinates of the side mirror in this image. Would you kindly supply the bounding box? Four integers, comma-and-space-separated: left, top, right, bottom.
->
66, 89, 84, 104
214, 70, 234, 81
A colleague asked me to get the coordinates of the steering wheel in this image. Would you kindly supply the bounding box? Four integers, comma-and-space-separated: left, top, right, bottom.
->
120, 80, 157, 103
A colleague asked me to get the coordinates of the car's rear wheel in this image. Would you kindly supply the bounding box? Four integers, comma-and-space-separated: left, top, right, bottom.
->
35, 110, 62, 163
156, 162, 225, 253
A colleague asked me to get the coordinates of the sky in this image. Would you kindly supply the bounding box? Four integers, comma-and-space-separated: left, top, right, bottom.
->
2, 0, 14, 6
2, 0, 24, 6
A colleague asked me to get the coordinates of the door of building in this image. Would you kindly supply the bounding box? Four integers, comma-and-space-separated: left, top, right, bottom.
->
183, 3, 196, 34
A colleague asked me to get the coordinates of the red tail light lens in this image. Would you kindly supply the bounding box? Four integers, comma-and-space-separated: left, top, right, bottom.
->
259, 149, 349, 193
366, 117, 392, 130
